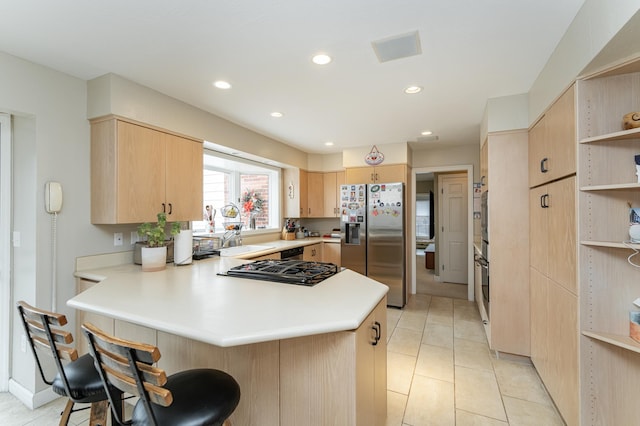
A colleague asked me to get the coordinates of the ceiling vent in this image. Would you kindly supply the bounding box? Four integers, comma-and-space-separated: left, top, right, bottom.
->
372, 31, 422, 63
417, 135, 439, 143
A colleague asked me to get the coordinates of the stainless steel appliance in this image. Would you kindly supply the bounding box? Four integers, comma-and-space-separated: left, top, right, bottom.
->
480, 191, 490, 317
340, 183, 367, 275
222, 259, 338, 286
280, 246, 304, 260
340, 182, 406, 308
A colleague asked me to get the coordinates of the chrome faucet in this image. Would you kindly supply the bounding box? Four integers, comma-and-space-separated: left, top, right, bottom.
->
222, 229, 242, 248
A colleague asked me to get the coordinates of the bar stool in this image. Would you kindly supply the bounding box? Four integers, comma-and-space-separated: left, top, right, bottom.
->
16, 301, 110, 426
82, 322, 241, 426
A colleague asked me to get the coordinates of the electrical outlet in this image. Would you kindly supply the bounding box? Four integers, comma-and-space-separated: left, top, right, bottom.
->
131, 231, 139, 245
21, 335, 27, 352
114, 232, 123, 246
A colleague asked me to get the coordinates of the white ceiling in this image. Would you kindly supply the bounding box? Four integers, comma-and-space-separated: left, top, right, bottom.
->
0, 0, 585, 154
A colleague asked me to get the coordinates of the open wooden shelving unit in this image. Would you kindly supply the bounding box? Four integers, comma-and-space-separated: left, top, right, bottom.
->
577, 57, 640, 425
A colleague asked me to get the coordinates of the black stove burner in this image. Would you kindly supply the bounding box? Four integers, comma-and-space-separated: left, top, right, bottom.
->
223, 260, 339, 286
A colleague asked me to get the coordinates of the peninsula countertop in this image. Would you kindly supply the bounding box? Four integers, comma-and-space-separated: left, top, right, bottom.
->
69, 256, 388, 348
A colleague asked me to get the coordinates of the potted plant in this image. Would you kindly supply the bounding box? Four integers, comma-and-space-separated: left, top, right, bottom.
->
137, 212, 181, 271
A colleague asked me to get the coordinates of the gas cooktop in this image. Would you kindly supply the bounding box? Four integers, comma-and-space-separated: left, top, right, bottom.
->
221, 259, 339, 286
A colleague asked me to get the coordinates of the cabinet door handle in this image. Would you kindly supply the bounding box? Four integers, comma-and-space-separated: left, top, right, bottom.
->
540, 194, 549, 208
372, 321, 381, 346
371, 173, 375, 182
540, 157, 549, 173
168, 203, 173, 215
375, 173, 379, 182
481, 175, 486, 186
162, 203, 166, 213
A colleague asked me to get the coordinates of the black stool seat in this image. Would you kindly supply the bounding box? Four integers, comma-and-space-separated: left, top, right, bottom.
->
82, 322, 241, 426
52, 353, 108, 403
17, 301, 111, 426
131, 369, 241, 426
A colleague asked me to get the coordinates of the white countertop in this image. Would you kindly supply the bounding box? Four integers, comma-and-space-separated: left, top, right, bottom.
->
216, 236, 340, 259
69, 255, 388, 348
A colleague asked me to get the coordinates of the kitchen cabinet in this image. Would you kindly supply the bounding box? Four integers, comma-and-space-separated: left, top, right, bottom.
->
299, 169, 309, 218
530, 177, 576, 294
280, 297, 387, 426
529, 85, 575, 188
322, 242, 340, 267
529, 170, 577, 423
75, 276, 114, 356
483, 130, 530, 356
575, 60, 640, 425
480, 140, 488, 192
90, 116, 203, 224
284, 169, 345, 218
306, 172, 324, 217
323, 171, 345, 217
345, 164, 407, 184
303, 243, 322, 261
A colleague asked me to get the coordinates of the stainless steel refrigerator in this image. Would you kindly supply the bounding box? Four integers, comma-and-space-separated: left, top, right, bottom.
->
340, 182, 406, 308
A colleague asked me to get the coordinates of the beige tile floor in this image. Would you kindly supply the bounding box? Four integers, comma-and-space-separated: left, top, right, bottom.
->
1, 295, 564, 426
386, 294, 565, 426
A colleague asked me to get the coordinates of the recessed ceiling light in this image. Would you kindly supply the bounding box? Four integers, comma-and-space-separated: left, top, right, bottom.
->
270, 112, 284, 118
213, 80, 231, 89
404, 86, 422, 94
325, 141, 334, 146
312, 54, 332, 65
421, 131, 432, 136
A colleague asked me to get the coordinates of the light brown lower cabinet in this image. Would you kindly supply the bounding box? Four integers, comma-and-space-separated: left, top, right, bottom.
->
322, 242, 341, 266
530, 267, 578, 426
280, 297, 387, 426
76, 289, 387, 426
303, 243, 322, 261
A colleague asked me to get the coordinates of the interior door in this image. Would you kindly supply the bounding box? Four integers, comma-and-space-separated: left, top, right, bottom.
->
438, 173, 468, 284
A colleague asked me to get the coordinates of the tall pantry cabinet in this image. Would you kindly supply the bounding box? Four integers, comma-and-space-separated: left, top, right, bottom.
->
480, 130, 530, 356
528, 84, 579, 425
576, 59, 640, 425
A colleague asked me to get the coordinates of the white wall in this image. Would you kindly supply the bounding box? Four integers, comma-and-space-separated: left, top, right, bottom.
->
88, 74, 309, 170
1, 53, 144, 405
342, 142, 409, 168
480, 94, 529, 142
529, 1, 640, 122
412, 145, 480, 181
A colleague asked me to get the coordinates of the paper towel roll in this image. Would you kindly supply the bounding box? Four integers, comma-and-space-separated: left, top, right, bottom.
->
174, 229, 193, 265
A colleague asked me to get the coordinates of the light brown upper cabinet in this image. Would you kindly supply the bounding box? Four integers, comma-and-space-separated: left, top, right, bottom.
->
529, 85, 576, 188
90, 116, 203, 224
480, 139, 488, 192
345, 164, 407, 184
323, 171, 345, 217
306, 172, 324, 218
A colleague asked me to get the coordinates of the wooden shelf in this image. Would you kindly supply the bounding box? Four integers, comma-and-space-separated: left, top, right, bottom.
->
582, 331, 640, 354
581, 241, 640, 249
580, 127, 640, 144
580, 183, 640, 191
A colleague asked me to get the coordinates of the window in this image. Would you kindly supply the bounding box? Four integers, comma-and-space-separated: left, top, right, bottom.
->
416, 194, 431, 239
192, 149, 280, 234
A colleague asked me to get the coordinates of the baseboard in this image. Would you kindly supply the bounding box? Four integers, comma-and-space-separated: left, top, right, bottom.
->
8, 379, 59, 409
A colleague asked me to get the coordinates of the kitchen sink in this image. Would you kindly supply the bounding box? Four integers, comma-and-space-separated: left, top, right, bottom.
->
217, 245, 275, 257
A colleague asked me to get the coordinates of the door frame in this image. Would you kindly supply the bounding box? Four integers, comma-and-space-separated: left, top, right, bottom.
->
411, 165, 474, 301
0, 113, 12, 391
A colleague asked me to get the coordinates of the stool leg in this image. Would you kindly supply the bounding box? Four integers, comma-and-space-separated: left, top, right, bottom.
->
89, 400, 109, 426
58, 399, 74, 426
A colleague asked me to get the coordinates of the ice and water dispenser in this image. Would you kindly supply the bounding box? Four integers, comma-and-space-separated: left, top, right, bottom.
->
344, 222, 361, 245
